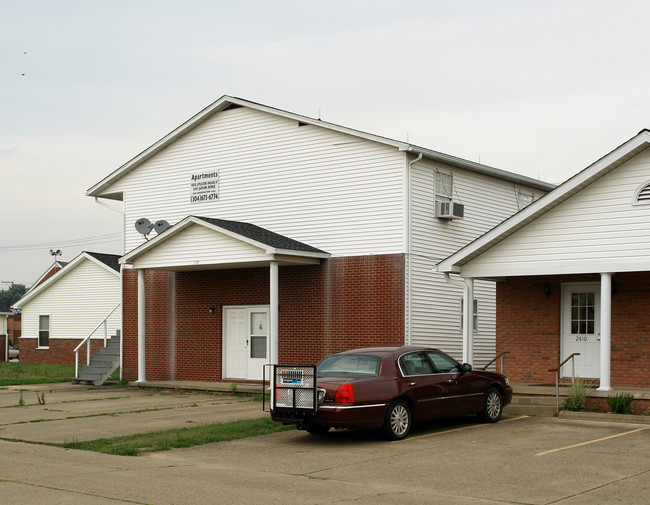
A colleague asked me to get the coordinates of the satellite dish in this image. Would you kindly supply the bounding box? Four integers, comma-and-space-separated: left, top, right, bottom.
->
154, 220, 171, 234
135, 218, 154, 237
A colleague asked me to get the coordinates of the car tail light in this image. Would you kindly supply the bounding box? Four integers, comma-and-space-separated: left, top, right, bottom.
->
334, 383, 355, 403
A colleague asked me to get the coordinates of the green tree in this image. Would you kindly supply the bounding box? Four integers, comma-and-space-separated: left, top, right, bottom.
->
0, 283, 27, 306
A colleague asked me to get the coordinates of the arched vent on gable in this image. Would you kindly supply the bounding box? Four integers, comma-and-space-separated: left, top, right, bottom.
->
633, 181, 650, 205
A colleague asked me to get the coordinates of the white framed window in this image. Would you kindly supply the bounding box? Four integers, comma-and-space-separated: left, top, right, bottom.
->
516, 190, 534, 209
460, 299, 478, 332
435, 171, 454, 203
38, 314, 50, 348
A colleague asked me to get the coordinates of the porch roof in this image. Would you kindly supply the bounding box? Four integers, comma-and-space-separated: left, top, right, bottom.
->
120, 216, 330, 271
436, 129, 650, 278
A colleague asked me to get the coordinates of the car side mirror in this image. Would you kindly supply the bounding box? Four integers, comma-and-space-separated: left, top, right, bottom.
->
462, 363, 472, 373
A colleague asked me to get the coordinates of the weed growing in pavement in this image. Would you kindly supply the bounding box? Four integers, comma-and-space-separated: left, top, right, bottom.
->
18, 390, 24, 407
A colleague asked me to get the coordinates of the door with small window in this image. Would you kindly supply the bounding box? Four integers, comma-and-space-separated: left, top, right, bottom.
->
561, 284, 600, 378
223, 306, 269, 381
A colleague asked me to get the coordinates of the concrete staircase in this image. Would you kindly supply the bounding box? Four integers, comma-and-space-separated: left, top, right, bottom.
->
71, 332, 120, 386
504, 383, 570, 417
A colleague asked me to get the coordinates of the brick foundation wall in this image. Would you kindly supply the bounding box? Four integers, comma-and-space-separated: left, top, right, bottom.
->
122, 254, 405, 382
17, 337, 104, 365
497, 272, 650, 388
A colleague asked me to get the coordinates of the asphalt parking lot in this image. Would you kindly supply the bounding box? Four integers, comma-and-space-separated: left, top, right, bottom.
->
0, 383, 648, 505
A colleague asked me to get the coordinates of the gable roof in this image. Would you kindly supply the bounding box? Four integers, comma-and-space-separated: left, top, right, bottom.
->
120, 215, 329, 267
84, 251, 121, 272
195, 217, 328, 254
14, 251, 121, 308
27, 261, 68, 292
86, 95, 554, 198
436, 129, 650, 274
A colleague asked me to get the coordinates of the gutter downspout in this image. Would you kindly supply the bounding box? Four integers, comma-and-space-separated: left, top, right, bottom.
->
443, 273, 474, 365
405, 152, 422, 345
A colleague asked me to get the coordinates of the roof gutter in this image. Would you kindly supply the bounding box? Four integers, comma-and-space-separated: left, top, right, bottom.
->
403, 146, 555, 192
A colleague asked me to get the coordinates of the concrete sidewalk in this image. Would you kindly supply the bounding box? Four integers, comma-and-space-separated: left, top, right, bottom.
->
0, 382, 266, 445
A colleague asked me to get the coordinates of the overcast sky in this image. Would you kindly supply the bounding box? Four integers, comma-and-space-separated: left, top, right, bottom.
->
2, 0, 650, 287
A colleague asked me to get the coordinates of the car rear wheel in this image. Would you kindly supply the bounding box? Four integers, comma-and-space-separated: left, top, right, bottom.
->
382, 400, 411, 440
305, 425, 330, 435
479, 387, 503, 423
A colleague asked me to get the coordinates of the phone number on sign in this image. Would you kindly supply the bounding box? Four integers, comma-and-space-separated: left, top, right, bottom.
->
190, 193, 218, 203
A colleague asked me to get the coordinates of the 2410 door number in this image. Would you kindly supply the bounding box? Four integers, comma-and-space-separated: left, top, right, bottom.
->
575, 336, 588, 342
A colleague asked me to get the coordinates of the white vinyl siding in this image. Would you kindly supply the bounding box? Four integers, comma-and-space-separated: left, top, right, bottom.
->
106, 107, 406, 257
461, 147, 650, 278
131, 224, 271, 270
20, 260, 120, 342
408, 157, 545, 364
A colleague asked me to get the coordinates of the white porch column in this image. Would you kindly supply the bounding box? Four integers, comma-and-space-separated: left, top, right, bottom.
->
598, 273, 613, 391
137, 269, 146, 383
270, 261, 279, 365
463, 278, 475, 365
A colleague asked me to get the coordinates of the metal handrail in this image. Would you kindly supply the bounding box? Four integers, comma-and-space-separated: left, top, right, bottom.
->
74, 303, 120, 379
548, 352, 581, 415
481, 351, 510, 373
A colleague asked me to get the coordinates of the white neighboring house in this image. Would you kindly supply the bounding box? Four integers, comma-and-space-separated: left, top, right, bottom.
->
86, 95, 554, 384
1, 301, 12, 361
14, 252, 121, 365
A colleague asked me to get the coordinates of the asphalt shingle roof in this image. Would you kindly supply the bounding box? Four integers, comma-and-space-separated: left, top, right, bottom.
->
85, 252, 121, 272
194, 217, 327, 254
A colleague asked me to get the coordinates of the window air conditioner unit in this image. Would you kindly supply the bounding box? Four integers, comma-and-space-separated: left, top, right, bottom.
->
436, 200, 465, 220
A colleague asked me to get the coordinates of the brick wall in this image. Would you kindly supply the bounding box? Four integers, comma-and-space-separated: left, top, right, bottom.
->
497, 272, 650, 388
122, 254, 405, 382
18, 337, 104, 365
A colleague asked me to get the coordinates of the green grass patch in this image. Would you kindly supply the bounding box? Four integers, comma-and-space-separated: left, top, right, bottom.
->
63, 417, 294, 456
0, 363, 75, 386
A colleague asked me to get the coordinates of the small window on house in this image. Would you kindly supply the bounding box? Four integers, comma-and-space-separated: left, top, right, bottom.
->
517, 191, 534, 209
632, 181, 650, 205
460, 299, 478, 332
435, 171, 454, 203
38, 315, 50, 347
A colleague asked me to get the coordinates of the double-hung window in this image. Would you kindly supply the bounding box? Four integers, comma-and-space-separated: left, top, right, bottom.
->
460, 299, 478, 332
38, 315, 50, 348
435, 171, 453, 204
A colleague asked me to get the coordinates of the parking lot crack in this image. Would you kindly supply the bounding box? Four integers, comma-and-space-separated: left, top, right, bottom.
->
544, 467, 650, 504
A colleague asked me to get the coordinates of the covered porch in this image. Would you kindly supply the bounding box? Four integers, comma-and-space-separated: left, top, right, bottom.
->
120, 216, 329, 384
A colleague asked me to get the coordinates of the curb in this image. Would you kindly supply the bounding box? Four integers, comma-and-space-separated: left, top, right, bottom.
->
558, 410, 650, 425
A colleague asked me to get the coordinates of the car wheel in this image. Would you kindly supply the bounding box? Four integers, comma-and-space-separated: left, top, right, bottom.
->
305, 425, 330, 435
382, 400, 411, 440
480, 387, 503, 423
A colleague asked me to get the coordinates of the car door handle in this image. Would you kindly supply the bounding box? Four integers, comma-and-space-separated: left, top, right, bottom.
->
409, 382, 417, 386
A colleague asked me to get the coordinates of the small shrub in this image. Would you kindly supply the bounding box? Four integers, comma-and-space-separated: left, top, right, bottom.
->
563, 378, 591, 411
230, 382, 238, 395
606, 393, 634, 414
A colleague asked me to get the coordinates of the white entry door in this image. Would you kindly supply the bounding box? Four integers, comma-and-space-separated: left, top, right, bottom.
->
561, 284, 600, 378
223, 306, 269, 381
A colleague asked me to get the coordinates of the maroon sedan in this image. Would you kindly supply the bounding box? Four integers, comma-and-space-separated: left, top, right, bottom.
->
269, 346, 512, 440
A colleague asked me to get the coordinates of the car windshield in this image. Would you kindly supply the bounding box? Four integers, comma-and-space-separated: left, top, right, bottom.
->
318, 354, 381, 377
